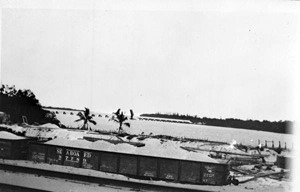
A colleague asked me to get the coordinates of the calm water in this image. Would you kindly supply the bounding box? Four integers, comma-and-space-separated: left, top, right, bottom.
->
56, 110, 294, 149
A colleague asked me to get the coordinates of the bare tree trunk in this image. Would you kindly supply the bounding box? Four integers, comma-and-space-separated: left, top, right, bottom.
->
119, 122, 122, 133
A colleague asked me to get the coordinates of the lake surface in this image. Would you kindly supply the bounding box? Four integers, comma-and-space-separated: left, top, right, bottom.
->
54, 109, 294, 149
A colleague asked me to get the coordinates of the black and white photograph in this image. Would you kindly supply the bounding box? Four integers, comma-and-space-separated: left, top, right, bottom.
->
0, 0, 299, 191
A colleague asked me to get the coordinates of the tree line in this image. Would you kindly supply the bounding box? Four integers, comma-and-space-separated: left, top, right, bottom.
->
0, 85, 60, 126
0, 84, 130, 134
140, 112, 293, 134
1, 84, 292, 134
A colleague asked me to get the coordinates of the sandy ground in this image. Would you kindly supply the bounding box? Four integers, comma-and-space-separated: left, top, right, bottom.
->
0, 131, 26, 139
0, 118, 294, 192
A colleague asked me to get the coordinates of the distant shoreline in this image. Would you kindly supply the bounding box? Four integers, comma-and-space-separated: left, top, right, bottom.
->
140, 113, 293, 135
43, 106, 83, 112
43, 106, 292, 135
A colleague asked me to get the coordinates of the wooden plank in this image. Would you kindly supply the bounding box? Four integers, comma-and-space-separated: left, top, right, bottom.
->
0, 140, 13, 159
99, 152, 118, 173
12, 141, 31, 160
29, 145, 47, 163
180, 146, 267, 157
82, 151, 99, 170
83, 137, 145, 147
239, 171, 289, 184
139, 156, 158, 178
119, 155, 138, 175
230, 167, 252, 175
180, 161, 201, 183
159, 159, 179, 181
0, 140, 11, 147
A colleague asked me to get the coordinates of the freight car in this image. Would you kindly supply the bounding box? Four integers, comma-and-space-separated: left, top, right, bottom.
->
27, 142, 230, 186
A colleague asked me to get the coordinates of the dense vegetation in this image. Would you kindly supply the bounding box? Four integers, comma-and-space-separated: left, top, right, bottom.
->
0, 85, 61, 126
140, 112, 293, 134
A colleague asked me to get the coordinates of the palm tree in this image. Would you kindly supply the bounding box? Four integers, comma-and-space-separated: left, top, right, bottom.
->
109, 110, 130, 133
113, 108, 121, 116
75, 108, 96, 131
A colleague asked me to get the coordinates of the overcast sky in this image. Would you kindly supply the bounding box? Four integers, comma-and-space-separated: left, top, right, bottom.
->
1, 0, 299, 121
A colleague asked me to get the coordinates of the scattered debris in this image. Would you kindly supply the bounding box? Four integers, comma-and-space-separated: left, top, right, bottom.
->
83, 136, 145, 147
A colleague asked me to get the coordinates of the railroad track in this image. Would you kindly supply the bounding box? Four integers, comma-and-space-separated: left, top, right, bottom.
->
0, 161, 215, 192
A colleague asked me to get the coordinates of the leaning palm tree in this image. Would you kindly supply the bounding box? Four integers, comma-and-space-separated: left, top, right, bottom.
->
74, 108, 96, 131
109, 110, 130, 133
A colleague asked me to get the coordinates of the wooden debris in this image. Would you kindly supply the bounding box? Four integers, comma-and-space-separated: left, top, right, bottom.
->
239, 170, 289, 184
83, 136, 145, 147
231, 167, 252, 175
180, 146, 268, 157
